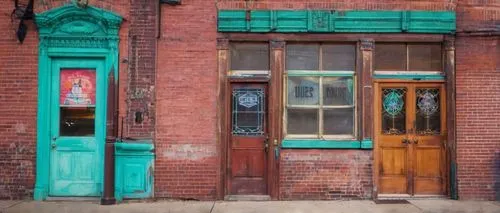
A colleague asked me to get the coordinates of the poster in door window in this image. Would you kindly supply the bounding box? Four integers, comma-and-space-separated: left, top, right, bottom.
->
60, 69, 96, 106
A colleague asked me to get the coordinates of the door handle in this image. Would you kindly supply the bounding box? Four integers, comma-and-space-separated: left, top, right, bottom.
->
264, 137, 269, 153
402, 138, 410, 144
412, 139, 419, 144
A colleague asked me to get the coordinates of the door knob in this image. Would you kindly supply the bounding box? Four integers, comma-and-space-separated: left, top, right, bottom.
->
413, 139, 419, 144
402, 138, 409, 144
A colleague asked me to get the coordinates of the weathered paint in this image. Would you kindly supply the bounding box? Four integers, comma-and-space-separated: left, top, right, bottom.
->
282, 139, 372, 149
114, 140, 154, 201
373, 74, 445, 80
218, 10, 456, 34
33, 3, 122, 200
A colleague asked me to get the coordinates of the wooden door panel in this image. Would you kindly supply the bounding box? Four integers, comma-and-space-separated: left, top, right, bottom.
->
228, 83, 268, 195
415, 148, 440, 177
380, 178, 407, 194
381, 148, 407, 175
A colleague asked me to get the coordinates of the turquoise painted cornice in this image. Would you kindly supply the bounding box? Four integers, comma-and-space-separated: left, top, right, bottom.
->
35, 4, 122, 39
218, 10, 456, 34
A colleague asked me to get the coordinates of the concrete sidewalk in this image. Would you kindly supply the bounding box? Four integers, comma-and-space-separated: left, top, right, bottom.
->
1, 200, 499, 213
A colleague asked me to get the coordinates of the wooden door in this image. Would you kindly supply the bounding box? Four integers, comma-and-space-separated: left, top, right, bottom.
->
49, 60, 104, 196
375, 82, 446, 196
228, 83, 268, 195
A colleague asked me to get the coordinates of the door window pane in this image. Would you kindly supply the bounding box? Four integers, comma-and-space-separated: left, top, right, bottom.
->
416, 88, 441, 135
59, 69, 96, 136
286, 44, 319, 70
287, 109, 319, 135
322, 44, 356, 71
287, 76, 320, 105
230, 43, 269, 70
375, 44, 407, 71
409, 44, 442, 71
382, 88, 406, 135
322, 77, 354, 106
324, 108, 354, 135
60, 107, 95, 136
232, 88, 265, 135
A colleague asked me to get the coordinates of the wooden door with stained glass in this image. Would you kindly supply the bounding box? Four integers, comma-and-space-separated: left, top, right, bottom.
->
228, 83, 268, 195
375, 83, 446, 196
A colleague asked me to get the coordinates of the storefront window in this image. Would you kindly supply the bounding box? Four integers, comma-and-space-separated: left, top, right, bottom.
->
285, 44, 356, 139
375, 43, 442, 71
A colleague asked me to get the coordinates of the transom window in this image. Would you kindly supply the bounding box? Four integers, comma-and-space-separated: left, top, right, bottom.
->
285, 43, 356, 139
375, 43, 442, 71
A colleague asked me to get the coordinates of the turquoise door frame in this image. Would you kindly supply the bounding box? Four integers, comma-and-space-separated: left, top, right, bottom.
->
34, 4, 122, 200
49, 59, 105, 196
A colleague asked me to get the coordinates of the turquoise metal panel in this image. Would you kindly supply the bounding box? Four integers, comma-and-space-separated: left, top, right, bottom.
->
282, 139, 362, 149
308, 10, 331, 32
217, 9, 456, 34
250, 10, 272, 32
218, 10, 247, 32
408, 11, 456, 33
334, 11, 402, 33
275, 10, 308, 32
115, 140, 154, 201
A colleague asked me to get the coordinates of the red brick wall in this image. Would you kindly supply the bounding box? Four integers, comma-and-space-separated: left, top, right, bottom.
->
455, 1, 500, 201
0, 0, 130, 199
155, 1, 218, 200
280, 150, 373, 200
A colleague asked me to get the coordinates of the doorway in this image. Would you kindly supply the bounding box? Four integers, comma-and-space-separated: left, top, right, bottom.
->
226, 83, 269, 195
374, 82, 447, 196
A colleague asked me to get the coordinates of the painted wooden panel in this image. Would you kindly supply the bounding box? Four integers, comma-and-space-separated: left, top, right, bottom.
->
218, 10, 456, 34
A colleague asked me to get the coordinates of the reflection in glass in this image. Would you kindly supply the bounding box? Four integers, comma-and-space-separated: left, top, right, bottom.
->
287, 109, 318, 135
416, 88, 440, 135
287, 76, 320, 105
322, 77, 353, 106
60, 107, 95, 136
324, 108, 354, 135
286, 44, 320, 70
232, 88, 265, 135
322, 44, 356, 71
382, 88, 406, 135
230, 43, 270, 70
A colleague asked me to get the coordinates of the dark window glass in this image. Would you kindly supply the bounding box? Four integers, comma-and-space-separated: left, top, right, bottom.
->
322, 44, 356, 70
382, 88, 406, 135
416, 88, 441, 135
286, 44, 320, 70
375, 44, 407, 71
287, 109, 319, 135
230, 43, 269, 70
324, 108, 354, 135
232, 88, 265, 135
60, 107, 95, 136
409, 44, 442, 71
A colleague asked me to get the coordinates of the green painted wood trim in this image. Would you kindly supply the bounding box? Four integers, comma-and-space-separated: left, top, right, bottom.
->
287, 70, 355, 77
218, 10, 456, 34
282, 139, 362, 149
360, 139, 373, 149
373, 74, 445, 80
115, 142, 154, 153
34, 3, 122, 201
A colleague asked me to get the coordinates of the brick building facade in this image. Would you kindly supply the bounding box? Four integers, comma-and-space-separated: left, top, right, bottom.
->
0, 0, 498, 201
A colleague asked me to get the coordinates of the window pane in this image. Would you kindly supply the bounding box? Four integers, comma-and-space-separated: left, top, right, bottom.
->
287, 76, 320, 105
416, 88, 440, 135
375, 44, 407, 71
286, 44, 319, 70
60, 107, 95, 136
322, 44, 356, 70
324, 108, 354, 135
323, 77, 354, 106
382, 88, 406, 135
287, 109, 319, 135
409, 44, 442, 71
232, 88, 265, 135
60, 69, 96, 106
230, 43, 269, 70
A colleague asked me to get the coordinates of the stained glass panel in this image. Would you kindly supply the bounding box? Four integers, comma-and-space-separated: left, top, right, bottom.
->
416, 88, 441, 135
232, 88, 265, 135
382, 88, 407, 135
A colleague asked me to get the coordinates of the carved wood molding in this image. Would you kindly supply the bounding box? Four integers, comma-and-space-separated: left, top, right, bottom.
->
360, 39, 375, 51
270, 40, 285, 50
217, 38, 229, 50
444, 36, 455, 51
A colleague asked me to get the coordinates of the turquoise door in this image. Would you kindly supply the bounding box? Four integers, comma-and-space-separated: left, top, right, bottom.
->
49, 59, 106, 196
